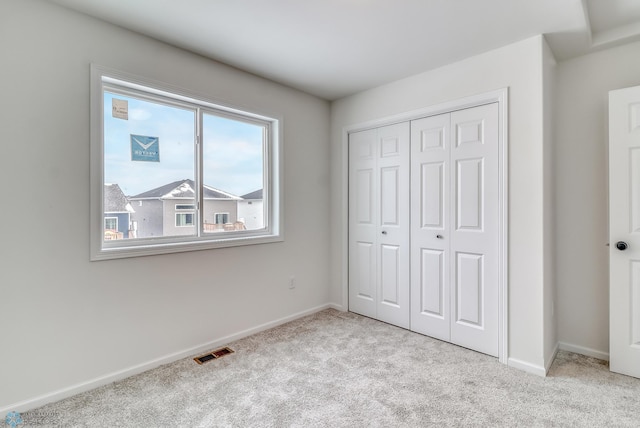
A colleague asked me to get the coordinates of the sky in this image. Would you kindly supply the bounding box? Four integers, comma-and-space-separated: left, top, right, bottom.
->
104, 91, 264, 197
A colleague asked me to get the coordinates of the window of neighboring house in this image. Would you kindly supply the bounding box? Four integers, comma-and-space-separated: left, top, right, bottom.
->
104, 217, 118, 231
90, 65, 282, 261
214, 213, 229, 224
176, 213, 195, 227
176, 204, 196, 210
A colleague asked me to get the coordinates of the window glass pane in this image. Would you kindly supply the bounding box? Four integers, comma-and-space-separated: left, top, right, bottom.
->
103, 91, 196, 240
202, 113, 265, 233
214, 213, 229, 224
175, 204, 195, 210
104, 218, 118, 230
176, 213, 194, 227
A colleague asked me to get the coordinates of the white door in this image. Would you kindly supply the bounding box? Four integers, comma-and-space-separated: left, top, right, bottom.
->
349, 122, 410, 329
410, 112, 452, 341
609, 85, 640, 378
410, 103, 499, 357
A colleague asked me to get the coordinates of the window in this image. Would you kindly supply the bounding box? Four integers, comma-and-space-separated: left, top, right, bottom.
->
176, 204, 196, 210
214, 213, 229, 225
90, 65, 282, 260
104, 217, 118, 231
176, 213, 195, 227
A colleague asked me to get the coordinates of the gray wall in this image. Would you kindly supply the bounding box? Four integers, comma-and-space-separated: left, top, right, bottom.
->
0, 0, 330, 411
555, 39, 640, 359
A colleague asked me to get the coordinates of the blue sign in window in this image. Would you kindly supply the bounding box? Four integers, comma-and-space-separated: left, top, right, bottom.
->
131, 135, 159, 162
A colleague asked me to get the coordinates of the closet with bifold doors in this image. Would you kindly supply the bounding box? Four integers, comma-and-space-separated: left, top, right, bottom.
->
348, 102, 500, 357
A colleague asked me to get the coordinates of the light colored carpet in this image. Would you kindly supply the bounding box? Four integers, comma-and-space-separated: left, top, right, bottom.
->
22, 309, 640, 427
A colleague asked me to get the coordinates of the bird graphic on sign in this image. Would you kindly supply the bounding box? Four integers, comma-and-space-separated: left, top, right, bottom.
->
130, 134, 160, 162
133, 136, 158, 150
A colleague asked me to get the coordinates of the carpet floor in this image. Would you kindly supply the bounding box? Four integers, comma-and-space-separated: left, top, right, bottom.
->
22, 309, 640, 427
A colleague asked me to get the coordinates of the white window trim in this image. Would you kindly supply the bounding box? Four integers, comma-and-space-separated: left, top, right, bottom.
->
175, 204, 196, 211
214, 212, 230, 224
175, 212, 195, 227
104, 217, 118, 231
90, 64, 284, 261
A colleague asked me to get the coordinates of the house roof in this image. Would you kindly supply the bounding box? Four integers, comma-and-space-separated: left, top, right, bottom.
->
130, 179, 241, 200
104, 183, 135, 213
241, 189, 263, 200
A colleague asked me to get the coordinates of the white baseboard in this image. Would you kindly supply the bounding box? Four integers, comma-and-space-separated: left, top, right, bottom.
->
558, 341, 609, 361
545, 342, 559, 374
507, 357, 547, 377
328, 302, 345, 311
0, 303, 334, 415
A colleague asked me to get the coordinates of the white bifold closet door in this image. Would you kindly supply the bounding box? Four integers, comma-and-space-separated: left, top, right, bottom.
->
410, 103, 499, 357
348, 122, 410, 329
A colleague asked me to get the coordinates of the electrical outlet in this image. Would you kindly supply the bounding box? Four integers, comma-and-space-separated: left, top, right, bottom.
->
289, 276, 295, 289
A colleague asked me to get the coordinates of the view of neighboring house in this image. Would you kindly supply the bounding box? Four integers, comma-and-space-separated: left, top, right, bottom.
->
238, 189, 264, 231
104, 180, 264, 240
103, 183, 135, 240
128, 179, 242, 239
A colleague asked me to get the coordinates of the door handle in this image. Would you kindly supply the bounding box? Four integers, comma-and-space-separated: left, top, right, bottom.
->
381, 231, 387, 235
436, 234, 444, 239
616, 241, 628, 251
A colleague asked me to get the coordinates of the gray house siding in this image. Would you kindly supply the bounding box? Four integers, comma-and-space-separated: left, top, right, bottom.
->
160, 199, 239, 236
130, 200, 163, 238
129, 180, 242, 238
163, 199, 197, 237
238, 189, 263, 231
131, 198, 238, 237
202, 200, 238, 226
237, 200, 264, 230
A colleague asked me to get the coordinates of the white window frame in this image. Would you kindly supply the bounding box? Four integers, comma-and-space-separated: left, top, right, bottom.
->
175, 212, 195, 227
175, 204, 196, 211
214, 212, 230, 225
90, 64, 283, 261
104, 217, 118, 231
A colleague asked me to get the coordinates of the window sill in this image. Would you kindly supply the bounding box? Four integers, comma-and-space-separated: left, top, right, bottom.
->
90, 233, 283, 261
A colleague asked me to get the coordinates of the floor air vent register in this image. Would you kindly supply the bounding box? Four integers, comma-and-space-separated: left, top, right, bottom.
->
194, 347, 234, 364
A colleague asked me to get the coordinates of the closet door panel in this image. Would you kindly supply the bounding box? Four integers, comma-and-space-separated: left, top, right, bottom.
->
455, 251, 484, 327
376, 123, 410, 328
348, 123, 410, 329
349, 129, 378, 319
450, 103, 499, 357
456, 158, 483, 231
410, 113, 451, 341
380, 243, 401, 305
418, 248, 446, 316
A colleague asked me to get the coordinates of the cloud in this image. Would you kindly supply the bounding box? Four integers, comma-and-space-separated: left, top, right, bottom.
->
129, 108, 152, 121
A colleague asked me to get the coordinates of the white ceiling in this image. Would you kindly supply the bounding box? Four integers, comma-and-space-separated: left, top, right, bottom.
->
48, 0, 640, 100
586, 0, 640, 46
